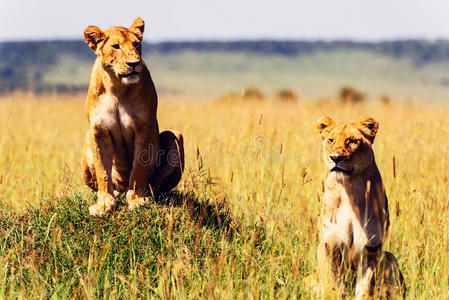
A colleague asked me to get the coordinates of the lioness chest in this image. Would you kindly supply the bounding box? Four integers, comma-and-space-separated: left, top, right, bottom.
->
320, 174, 371, 256
88, 94, 150, 177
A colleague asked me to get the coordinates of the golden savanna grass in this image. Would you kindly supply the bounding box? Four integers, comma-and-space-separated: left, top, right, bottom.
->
0, 93, 448, 298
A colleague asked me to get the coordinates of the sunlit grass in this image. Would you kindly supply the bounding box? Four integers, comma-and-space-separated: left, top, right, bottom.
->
0, 93, 448, 298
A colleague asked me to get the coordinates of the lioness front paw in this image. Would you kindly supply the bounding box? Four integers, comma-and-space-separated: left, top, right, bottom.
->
126, 190, 149, 210
89, 191, 116, 216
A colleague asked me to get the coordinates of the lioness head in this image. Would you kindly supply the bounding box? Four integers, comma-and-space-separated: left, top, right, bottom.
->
84, 18, 145, 85
317, 116, 379, 176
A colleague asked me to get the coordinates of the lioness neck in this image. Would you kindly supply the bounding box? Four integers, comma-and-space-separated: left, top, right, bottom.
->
326, 161, 385, 206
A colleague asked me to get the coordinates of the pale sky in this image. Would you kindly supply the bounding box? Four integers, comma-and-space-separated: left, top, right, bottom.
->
1, 0, 449, 41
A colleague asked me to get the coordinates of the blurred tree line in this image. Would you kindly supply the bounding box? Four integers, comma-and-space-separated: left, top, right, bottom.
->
2, 40, 449, 93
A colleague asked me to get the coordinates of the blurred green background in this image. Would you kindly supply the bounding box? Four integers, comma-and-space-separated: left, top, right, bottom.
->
2, 40, 449, 101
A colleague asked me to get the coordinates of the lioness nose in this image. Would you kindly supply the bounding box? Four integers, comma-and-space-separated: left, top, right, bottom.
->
126, 61, 140, 67
330, 155, 344, 163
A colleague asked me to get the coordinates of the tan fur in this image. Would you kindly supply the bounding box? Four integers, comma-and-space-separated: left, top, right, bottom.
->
82, 18, 184, 216
316, 116, 405, 299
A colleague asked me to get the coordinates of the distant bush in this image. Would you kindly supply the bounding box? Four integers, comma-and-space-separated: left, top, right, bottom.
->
217, 91, 241, 103
241, 87, 265, 101
275, 89, 299, 102
217, 87, 266, 103
338, 85, 366, 104
379, 94, 391, 105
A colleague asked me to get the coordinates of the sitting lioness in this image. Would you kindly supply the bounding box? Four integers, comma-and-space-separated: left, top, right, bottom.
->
82, 18, 184, 216
316, 116, 405, 299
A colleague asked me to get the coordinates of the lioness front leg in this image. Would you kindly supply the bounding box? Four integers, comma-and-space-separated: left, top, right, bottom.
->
318, 242, 350, 297
355, 264, 375, 300
88, 128, 116, 216
126, 124, 160, 210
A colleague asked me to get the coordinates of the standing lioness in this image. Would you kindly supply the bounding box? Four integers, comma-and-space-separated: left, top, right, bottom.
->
82, 18, 184, 216
316, 116, 405, 299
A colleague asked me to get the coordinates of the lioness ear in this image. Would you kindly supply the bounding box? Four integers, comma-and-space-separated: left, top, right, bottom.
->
317, 116, 335, 140
84, 26, 104, 52
357, 116, 379, 143
130, 17, 145, 41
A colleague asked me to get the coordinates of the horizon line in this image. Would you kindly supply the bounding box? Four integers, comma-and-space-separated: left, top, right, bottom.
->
1, 37, 449, 44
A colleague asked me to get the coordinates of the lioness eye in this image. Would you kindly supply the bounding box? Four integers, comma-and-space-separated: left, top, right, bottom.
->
112, 44, 120, 49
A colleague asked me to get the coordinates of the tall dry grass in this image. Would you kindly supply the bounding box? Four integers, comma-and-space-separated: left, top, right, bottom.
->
0, 93, 448, 298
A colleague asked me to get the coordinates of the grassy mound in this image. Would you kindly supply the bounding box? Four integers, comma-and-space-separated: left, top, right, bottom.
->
0, 171, 293, 298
